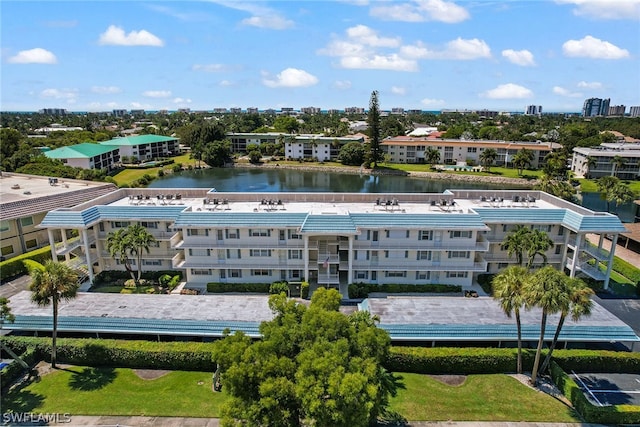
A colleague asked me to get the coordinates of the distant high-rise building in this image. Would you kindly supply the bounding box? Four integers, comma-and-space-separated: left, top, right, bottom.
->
391, 107, 405, 115
301, 106, 321, 114
327, 109, 341, 115
525, 105, 543, 116
345, 107, 365, 114
213, 108, 229, 114
608, 105, 626, 116
582, 98, 610, 117
130, 109, 145, 116
230, 108, 242, 114
246, 107, 259, 114
112, 109, 128, 117
39, 108, 68, 115
630, 106, 640, 118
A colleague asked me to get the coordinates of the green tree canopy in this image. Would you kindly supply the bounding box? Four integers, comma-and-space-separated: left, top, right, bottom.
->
212, 288, 401, 427
338, 142, 366, 166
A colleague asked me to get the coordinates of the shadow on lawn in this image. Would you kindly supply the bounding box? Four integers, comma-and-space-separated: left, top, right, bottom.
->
0, 385, 45, 413
68, 367, 117, 391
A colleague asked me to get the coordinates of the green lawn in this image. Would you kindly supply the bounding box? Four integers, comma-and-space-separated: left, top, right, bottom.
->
579, 178, 640, 193
390, 373, 579, 422
112, 154, 196, 186
1, 367, 227, 417
1, 367, 580, 422
89, 284, 159, 294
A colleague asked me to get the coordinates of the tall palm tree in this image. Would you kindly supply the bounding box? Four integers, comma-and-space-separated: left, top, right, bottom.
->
480, 148, 498, 172
611, 155, 626, 177
425, 147, 440, 165
25, 260, 79, 368
512, 148, 534, 176
524, 229, 554, 270
526, 266, 567, 386
492, 266, 530, 374
539, 277, 593, 374
585, 156, 597, 178
127, 224, 157, 282
501, 225, 530, 266
106, 228, 136, 282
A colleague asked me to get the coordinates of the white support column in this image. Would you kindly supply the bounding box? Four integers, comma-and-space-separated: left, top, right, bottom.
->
348, 235, 353, 285
93, 227, 104, 270
47, 229, 57, 261
560, 229, 570, 272
82, 228, 94, 283
569, 233, 582, 278
61, 229, 70, 262
603, 233, 617, 290
303, 235, 309, 284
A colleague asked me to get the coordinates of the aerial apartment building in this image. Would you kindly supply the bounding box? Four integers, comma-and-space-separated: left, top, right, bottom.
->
38, 188, 625, 294
44, 143, 121, 170
98, 135, 179, 162
381, 136, 557, 167
572, 142, 640, 179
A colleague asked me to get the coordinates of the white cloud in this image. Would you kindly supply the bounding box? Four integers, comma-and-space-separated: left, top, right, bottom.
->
553, 86, 583, 97
219, 80, 235, 87
40, 88, 78, 101
481, 83, 533, 99
98, 25, 164, 47
91, 86, 121, 94
210, 1, 294, 29
340, 54, 418, 71
577, 81, 603, 89
192, 64, 231, 72
143, 90, 172, 98
173, 98, 192, 104
391, 86, 406, 95
556, 0, 640, 20
443, 38, 491, 60
262, 68, 319, 88
8, 48, 57, 64
370, 0, 470, 23
562, 35, 629, 59
333, 80, 352, 90
346, 25, 401, 48
502, 49, 536, 66
421, 98, 446, 107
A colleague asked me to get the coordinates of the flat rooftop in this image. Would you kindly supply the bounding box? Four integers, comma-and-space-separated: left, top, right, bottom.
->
5, 291, 638, 343
0, 172, 109, 205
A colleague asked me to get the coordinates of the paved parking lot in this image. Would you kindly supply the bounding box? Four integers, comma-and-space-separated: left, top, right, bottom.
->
572, 372, 640, 406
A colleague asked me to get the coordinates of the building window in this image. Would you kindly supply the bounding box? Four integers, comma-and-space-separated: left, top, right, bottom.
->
448, 251, 470, 258
1, 245, 14, 256
251, 269, 271, 276
287, 230, 302, 239
0, 220, 9, 232
249, 229, 271, 237
191, 269, 212, 275
229, 269, 242, 278
116, 259, 136, 266
143, 259, 163, 266
555, 245, 562, 255
140, 221, 158, 229
416, 271, 430, 280
25, 239, 38, 249
467, 147, 477, 153
449, 230, 472, 238
446, 271, 468, 278
225, 229, 240, 239
419, 230, 433, 241
385, 271, 407, 278
189, 249, 210, 257
250, 249, 271, 257
20, 217, 34, 227
355, 271, 369, 280
417, 251, 432, 260
288, 250, 302, 259
111, 221, 130, 228
498, 262, 509, 269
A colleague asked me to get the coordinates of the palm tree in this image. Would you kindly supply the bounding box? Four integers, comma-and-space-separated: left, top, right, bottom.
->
585, 156, 597, 178
492, 266, 530, 374
0, 297, 28, 369
480, 148, 498, 172
512, 148, 534, 176
501, 225, 530, 266
107, 225, 156, 284
539, 277, 593, 374
611, 155, 626, 177
425, 147, 440, 165
25, 260, 79, 368
127, 224, 156, 282
611, 182, 636, 214
526, 266, 567, 386
524, 229, 554, 270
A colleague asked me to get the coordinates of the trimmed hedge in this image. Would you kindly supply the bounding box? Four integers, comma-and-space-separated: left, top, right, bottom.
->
348, 283, 462, 298
550, 361, 640, 425
0, 246, 52, 281
1, 337, 217, 372
612, 256, 640, 284
0, 347, 39, 389
93, 270, 183, 286
386, 347, 640, 375
207, 282, 271, 294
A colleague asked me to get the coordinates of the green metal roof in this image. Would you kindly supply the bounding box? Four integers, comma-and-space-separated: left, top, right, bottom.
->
44, 143, 118, 159
100, 135, 178, 146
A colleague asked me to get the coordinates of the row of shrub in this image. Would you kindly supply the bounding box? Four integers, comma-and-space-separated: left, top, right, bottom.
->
206, 282, 271, 294
93, 270, 183, 286
0, 246, 52, 281
387, 346, 640, 375
348, 283, 462, 298
550, 361, 640, 425
0, 337, 217, 372
612, 256, 640, 284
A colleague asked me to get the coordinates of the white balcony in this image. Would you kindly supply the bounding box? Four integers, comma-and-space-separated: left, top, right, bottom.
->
566, 258, 607, 281
55, 235, 95, 255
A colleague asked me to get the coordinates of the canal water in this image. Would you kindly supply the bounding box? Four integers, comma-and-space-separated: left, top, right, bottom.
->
149, 167, 636, 222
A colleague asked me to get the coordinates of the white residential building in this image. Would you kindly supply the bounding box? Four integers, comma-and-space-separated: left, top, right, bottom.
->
572, 143, 640, 179
39, 188, 625, 293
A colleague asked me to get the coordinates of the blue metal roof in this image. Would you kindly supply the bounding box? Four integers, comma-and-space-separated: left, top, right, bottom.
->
174, 212, 308, 228
350, 213, 489, 230
40, 205, 185, 227
39, 206, 101, 228
562, 210, 627, 233
474, 208, 566, 224
300, 215, 358, 234
10, 315, 261, 338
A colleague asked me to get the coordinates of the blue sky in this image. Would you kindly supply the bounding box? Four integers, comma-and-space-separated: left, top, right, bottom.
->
2, 0, 639, 113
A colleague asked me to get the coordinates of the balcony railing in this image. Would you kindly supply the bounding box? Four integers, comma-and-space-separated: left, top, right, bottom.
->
568, 238, 610, 260
352, 240, 489, 251
566, 258, 606, 280
55, 235, 95, 255
317, 273, 340, 285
